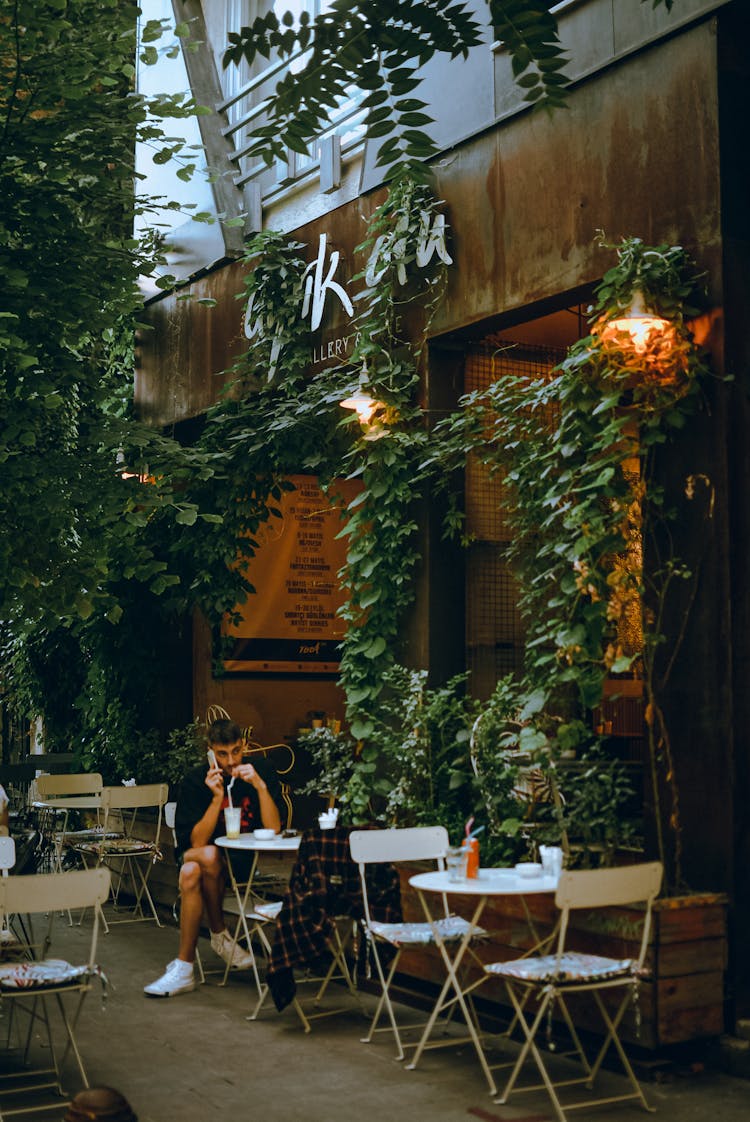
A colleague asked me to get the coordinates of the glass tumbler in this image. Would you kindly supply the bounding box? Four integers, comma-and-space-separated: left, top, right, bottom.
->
445, 845, 468, 882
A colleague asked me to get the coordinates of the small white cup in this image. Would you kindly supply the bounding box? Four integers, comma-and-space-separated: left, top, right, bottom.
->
515, 861, 543, 878
253, 828, 276, 841
224, 807, 241, 839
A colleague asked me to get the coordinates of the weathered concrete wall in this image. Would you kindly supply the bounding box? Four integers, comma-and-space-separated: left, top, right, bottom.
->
135, 264, 247, 429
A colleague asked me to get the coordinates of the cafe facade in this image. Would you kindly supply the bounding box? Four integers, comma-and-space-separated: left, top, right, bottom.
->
136, 0, 750, 1019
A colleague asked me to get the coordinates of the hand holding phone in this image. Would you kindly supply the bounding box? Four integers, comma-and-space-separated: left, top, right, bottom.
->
206, 748, 218, 770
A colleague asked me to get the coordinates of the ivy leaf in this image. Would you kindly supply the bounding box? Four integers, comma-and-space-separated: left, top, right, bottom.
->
358, 587, 381, 609
519, 688, 546, 719
218, 0, 572, 178
350, 718, 374, 740
364, 636, 387, 659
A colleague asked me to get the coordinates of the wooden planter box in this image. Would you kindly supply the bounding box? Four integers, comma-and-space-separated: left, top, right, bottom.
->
396, 866, 728, 1051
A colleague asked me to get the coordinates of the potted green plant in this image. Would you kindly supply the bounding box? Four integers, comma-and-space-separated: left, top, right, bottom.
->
297, 725, 358, 813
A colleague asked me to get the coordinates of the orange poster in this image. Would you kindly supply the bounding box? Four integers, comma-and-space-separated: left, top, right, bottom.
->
221, 475, 359, 674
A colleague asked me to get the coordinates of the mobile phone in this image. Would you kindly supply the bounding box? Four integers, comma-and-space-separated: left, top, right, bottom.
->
207, 748, 217, 770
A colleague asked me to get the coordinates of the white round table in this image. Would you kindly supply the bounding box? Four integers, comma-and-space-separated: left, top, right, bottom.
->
215, 833, 302, 854
406, 866, 559, 1095
409, 866, 559, 896
214, 833, 302, 998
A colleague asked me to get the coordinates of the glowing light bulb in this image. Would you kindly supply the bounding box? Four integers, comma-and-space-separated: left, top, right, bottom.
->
601, 289, 671, 354
340, 390, 378, 424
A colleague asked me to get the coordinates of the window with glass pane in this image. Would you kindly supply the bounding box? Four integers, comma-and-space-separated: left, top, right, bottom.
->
225, 0, 366, 185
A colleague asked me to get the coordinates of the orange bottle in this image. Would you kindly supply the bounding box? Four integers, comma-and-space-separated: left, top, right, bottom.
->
464, 837, 479, 879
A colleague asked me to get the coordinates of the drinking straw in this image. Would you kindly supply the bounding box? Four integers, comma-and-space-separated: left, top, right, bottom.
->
227, 776, 236, 808
465, 815, 475, 838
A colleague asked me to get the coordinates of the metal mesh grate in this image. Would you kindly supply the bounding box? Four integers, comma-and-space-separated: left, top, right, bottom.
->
465, 340, 565, 699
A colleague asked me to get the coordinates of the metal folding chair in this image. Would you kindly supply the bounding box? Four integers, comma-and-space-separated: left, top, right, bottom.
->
244, 738, 296, 830
33, 773, 104, 877
265, 827, 374, 1033
0, 838, 26, 961
219, 877, 283, 1011
0, 867, 111, 1112
484, 861, 663, 1122
204, 704, 296, 829
72, 783, 168, 929
0, 836, 26, 1056
0, 837, 14, 878
216, 835, 311, 1027
164, 800, 276, 993
0, 836, 45, 963
350, 826, 487, 1061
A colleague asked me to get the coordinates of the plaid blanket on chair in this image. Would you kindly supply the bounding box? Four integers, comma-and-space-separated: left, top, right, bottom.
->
267, 826, 401, 1012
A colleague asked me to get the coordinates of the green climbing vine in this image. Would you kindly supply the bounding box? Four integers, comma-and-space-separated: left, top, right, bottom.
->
204, 174, 450, 720
336, 175, 450, 733
181, 174, 452, 821
169, 212, 714, 875
431, 236, 714, 886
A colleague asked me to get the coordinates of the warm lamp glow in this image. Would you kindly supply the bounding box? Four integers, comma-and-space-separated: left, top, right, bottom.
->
599, 289, 671, 355
115, 449, 152, 483
340, 390, 379, 424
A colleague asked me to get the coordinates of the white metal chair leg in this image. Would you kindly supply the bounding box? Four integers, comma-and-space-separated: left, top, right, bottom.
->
406, 895, 496, 1096
496, 983, 568, 1122
588, 990, 654, 1111
361, 947, 404, 1053
55, 989, 89, 1090
313, 920, 359, 1006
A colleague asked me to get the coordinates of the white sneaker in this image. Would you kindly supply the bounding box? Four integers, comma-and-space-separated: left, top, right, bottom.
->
144, 958, 196, 997
210, 930, 255, 970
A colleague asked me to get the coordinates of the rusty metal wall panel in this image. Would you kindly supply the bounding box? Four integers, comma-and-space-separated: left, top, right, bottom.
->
136, 23, 721, 424
136, 262, 247, 428
433, 20, 721, 336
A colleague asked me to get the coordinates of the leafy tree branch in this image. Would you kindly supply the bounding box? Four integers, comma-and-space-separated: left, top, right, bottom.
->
223, 0, 680, 177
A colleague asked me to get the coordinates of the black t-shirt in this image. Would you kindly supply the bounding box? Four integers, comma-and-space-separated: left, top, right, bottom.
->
174, 759, 283, 857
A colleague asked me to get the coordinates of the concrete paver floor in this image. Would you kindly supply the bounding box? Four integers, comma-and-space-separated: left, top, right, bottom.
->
1, 912, 748, 1122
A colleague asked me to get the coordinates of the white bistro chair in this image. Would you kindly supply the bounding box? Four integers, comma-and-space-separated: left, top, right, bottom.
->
219, 847, 284, 994
72, 782, 168, 929
34, 773, 104, 877
0, 836, 47, 964
0, 837, 15, 878
0, 837, 25, 962
349, 825, 486, 1061
0, 867, 111, 1110
484, 861, 663, 1122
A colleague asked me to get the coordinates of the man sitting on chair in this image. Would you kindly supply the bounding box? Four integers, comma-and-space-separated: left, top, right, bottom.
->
144, 718, 283, 998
